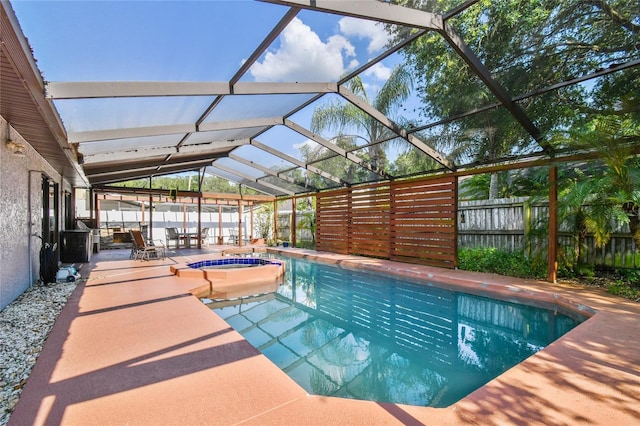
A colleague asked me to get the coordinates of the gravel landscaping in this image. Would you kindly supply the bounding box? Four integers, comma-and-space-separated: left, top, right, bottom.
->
0, 281, 78, 426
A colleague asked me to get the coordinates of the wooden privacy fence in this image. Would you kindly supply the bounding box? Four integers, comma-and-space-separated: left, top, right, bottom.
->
316, 176, 457, 268
459, 197, 640, 268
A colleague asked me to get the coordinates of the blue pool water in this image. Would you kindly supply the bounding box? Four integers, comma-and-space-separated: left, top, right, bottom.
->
205, 255, 583, 407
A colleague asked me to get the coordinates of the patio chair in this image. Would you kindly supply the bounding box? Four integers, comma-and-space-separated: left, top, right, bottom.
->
200, 227, 210, 246
130, 230, 166, 260
228, 228, 238, 245
165, 227, 181, 248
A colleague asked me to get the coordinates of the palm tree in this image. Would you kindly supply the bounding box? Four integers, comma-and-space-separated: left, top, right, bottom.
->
310, 65, 413, 180
555, 115, 640, 261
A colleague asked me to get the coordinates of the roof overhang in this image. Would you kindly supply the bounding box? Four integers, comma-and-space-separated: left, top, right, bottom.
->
0, 3, 88, 187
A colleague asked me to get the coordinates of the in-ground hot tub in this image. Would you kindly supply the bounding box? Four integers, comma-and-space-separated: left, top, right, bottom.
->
170, 257, 286, 298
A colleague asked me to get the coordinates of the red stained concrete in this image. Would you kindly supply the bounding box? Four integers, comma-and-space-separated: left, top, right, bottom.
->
9, 248, 640, 425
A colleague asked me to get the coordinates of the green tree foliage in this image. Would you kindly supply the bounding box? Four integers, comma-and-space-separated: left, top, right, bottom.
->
310, 66, 414, 181
390, 0, 639, 198
554, 115, 640, 250
459, 168, 549, 201
255, 203, 273, 240
388, 148, 440, 177
297, 135, 369, 186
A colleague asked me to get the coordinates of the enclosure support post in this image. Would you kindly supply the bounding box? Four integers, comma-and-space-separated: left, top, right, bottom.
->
94, 191, 99, 230
291, 197, 297, 248
237, 200, 243, 246
548, 166, 558, 283
148, 194, 153, 240
249, 204, 254, 242
197, 193, 202, 249
218, 205, 223, 245
453, 175, 459, 269
274, 200, 279, 243
182, 203, 187, 234
149, 177, 153, 240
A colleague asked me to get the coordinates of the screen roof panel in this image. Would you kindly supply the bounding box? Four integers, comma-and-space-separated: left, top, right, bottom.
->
7, 0, 638, 196
54, 97, 215, 133
12, 1, 287, 82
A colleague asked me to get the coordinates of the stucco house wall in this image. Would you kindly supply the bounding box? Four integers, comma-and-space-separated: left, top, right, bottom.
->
0, 117, 70, 310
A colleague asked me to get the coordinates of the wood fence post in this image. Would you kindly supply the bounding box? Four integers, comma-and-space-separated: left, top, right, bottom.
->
548, 166, 558, 283
291, 197, 297, 247
523, 199, 531, 258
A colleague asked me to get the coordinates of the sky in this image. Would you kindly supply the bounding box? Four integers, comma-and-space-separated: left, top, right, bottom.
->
11, 1, 398, 87
10, 1, 422, 167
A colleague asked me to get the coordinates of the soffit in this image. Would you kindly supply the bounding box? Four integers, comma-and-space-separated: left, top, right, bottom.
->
0, 6, 87, 186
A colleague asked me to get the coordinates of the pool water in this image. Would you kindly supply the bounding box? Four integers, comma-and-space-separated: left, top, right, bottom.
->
206, 255, 583, 407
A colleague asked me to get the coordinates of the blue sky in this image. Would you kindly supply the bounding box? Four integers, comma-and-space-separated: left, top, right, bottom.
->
10, 1, 421, 165
12, 1, 399, 86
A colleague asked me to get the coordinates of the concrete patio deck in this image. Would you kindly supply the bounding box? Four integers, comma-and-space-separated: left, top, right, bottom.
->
9, 247, 640, 425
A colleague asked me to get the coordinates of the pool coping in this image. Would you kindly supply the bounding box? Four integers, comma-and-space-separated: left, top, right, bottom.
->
9, 248, 640, 425
170, 256, 286, 296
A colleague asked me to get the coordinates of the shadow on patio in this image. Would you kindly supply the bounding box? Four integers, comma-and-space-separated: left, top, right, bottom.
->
9, 248, 640, 425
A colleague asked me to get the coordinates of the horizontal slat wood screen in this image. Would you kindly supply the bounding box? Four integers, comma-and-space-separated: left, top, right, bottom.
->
390, 176, 457, 267
349, 183, 391, 258
316, 189, 350, 254
315, 175, 457, 268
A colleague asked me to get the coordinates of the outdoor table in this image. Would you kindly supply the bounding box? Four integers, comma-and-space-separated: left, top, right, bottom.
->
179, 232, 199, 248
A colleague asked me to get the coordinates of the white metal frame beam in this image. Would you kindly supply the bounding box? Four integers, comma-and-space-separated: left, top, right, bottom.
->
70, 119, 267, 143
207, 164, 295, 196
249, 139, 344, 185
261, 0, 443, 30
45, 81, 339, 99
198, 117, 282, 132
228, 153, 316, 191
69, 124, 195, 144
284, 119, 389, 179
79, 139, 246, 160
265, 0, 546, 151
338, 87, 455, 170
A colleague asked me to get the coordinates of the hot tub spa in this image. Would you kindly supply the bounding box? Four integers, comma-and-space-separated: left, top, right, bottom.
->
170, 257, 286, 296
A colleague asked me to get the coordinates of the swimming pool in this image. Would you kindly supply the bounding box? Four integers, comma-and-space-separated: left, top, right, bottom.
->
204, 254, 584, 407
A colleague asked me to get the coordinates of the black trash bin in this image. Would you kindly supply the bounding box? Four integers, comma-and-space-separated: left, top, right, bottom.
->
61, 230, 92, 263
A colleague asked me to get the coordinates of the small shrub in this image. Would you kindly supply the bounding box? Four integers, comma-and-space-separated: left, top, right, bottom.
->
617, 268, 640, 285
296, 240, 315, 250
607, 281, 640, 301
575, 264, 595, 278
458, 247, 546, 279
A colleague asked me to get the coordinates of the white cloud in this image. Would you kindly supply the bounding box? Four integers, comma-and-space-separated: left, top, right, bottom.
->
338, 17, 390, 54
363, 62, 392, 81
293, 139, 314, 150
250, 18, 357, 82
